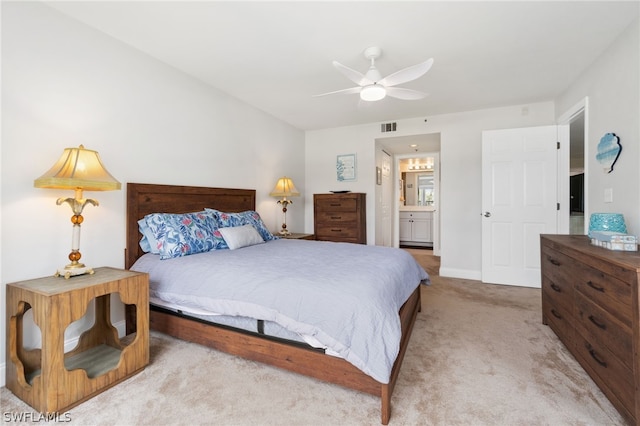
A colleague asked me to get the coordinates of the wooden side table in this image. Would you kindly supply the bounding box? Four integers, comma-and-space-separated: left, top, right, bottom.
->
280, 233, 315, 240
5, 267, 149, 413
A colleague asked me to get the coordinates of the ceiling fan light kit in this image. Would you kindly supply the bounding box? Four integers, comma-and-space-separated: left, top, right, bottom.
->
360, 84, 386, 101
315, 46, 433, 102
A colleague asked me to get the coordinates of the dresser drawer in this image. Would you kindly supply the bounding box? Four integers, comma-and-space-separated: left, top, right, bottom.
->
575, 291, 632, 369
574, 331, 635, 416
315, 211, 358, 225
542, 275, 573, 314
314, 198, 357, 212
315, 225, 359, 240
541, 246, 582, 284
574, 268, 632, 328
542, 290, 574, 345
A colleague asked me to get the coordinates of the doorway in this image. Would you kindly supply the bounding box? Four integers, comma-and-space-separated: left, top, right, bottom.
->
558, 97, 589, 235
374, 133, 441, 255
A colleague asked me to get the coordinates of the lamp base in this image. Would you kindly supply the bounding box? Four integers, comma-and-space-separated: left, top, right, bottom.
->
278, 229, 292, 236
54, 265, 95, 280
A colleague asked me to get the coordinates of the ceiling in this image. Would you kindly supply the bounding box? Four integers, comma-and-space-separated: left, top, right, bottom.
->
45, 1, 638, 132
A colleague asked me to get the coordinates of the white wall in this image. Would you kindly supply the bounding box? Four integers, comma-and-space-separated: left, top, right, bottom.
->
1, 2, 305, 385
555, 18, 639, 236
305, 102, 556, 279
306, 19, 639, 281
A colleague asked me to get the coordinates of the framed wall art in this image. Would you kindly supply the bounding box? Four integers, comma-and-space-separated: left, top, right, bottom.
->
337, 154, 357, 181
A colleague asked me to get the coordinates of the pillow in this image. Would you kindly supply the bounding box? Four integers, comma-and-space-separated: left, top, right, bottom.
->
143, 211, 221, 259
206, 209, 278, 242
218, 224, 265, 250
138, 218, 160, 254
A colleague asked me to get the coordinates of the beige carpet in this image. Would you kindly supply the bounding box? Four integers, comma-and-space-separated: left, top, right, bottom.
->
1, 250, 626, 425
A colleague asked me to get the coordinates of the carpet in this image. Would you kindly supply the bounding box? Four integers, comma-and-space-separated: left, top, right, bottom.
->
1, 251, 626, 425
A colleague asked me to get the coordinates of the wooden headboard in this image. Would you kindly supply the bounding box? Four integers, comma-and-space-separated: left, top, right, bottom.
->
125, 183, 256, 269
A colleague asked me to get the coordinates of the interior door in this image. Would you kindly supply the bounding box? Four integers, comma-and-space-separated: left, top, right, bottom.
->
481, 126, 558, 287
380, 152, 392, 246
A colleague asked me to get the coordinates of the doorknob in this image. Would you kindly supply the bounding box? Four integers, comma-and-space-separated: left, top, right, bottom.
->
483, 212, 491, 217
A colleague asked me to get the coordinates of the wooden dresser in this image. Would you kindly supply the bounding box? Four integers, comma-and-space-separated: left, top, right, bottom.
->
541, 234, 640, 424
314, 193, 366, 244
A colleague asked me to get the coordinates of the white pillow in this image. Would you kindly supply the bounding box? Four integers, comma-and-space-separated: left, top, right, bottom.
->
218, 224, 265, 250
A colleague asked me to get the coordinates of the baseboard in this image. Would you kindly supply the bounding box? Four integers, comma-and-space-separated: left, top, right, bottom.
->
0, 320, 126, 388
439, 267, 482, 281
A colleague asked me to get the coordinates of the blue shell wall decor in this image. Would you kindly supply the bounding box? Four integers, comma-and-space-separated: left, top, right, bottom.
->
596, 132, 622, 173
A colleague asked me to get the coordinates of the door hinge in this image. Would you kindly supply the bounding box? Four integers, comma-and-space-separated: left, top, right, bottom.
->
557, 141, 560, 149
557, 203, 560, 211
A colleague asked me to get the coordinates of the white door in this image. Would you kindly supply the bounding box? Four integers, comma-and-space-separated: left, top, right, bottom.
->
482, 126, 558, 287
381, 153, 393, 246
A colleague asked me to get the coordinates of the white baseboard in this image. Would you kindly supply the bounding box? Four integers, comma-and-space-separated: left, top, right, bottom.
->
0, 320, 126, 389
439, 267, 482, 281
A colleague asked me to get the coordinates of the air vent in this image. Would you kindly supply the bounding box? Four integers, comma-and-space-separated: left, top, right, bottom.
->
380, 122, 397, 133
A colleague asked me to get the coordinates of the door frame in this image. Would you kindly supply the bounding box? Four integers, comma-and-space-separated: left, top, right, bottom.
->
557, 97, 589, 234
394, 152, 440, 255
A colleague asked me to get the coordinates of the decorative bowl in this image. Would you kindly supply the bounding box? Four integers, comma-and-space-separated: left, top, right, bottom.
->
588, 213, 627, 237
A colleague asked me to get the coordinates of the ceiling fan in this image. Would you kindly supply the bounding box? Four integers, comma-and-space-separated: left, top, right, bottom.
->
314, 46, 434, 102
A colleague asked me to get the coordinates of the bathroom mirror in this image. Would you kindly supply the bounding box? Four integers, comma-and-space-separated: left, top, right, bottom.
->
402, 171, 434, 206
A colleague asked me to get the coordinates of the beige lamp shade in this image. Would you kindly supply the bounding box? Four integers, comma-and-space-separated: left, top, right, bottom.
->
269, 177, 300, 198
34, 145, 121, 191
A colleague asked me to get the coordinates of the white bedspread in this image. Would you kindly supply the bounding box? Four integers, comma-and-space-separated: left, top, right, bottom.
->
131, 239, 429, 383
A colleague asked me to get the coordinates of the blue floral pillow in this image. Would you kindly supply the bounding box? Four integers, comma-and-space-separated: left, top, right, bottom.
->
206, 209, 277, 243
143, 211, 221, 259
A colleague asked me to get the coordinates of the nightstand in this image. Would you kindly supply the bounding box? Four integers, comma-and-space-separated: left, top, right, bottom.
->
280, 233, 315, 240
5, 267, 149, 413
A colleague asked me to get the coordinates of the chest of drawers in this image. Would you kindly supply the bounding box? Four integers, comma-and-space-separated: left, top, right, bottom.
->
541, 234, 640, 424
313, 193, 366, 244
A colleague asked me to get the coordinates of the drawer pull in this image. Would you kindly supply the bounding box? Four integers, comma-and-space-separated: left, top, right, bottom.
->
588, 315, 607, 330
330, 229, 342, 232
587, 280, 605, 293
330, 216, 342, 220
548, 257, 561, 266
330, 203, 341, 207
550, 283, 562, 293
551, 309, 562, 319
586, 344, 607, 368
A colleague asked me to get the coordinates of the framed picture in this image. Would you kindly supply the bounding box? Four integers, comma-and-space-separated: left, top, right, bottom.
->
337, 154, 357, 181
376, 167, 382, 185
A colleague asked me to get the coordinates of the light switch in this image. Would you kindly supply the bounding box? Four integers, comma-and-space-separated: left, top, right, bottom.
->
604, 188, 613, 203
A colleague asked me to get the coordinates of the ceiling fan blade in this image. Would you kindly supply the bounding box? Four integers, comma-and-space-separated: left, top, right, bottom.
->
332, 61, 373, 86
313, 86, 362, 97
379, 58, 434, 87
385, 87, 428, 100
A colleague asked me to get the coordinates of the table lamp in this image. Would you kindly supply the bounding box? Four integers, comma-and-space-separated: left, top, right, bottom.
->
34, 145, 121, 278
269, 176, 300, 235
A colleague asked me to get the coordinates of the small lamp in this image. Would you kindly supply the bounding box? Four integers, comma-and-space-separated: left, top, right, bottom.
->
269, 176, 300, 236
34, 145, 121, 278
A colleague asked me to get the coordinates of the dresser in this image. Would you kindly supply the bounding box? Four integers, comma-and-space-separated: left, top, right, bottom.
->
541, 234, 640, 424
314, 193, 366, 244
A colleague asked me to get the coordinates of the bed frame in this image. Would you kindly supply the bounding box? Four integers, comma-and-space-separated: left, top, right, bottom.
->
124, 182, 421, 424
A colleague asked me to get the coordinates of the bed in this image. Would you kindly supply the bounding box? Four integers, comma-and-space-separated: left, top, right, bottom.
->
124, 182, 427, 424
